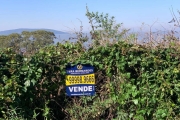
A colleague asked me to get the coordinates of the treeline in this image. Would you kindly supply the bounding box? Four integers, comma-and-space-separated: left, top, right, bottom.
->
0, 30, 55, 54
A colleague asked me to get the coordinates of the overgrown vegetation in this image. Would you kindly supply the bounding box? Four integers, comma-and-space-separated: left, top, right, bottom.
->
0, 7, 180, 120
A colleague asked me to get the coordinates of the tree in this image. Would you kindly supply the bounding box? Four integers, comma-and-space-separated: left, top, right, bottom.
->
21, 30, 55, 53
0, 35, 8, 49
7, 33, 22, 51
0, 30, 56, 54
31, 30, 55, 48
85, 6, 129, 47
21, 31, 32, 52
0, 33, 23, 52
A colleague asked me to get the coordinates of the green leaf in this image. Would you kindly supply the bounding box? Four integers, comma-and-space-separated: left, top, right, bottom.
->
94, 61, 99, 65
161, 113, 167, 118
99, 64, 103, 69
24, 80, 30, 87
31, 79, 36, 86
21, 66, 29, 71
37, 68, 42, 73
91, 56, 95, 61
132, 91, 138, 97
116, 52, 120, 60
132, 99, 138, 105
126, 73, 131, 79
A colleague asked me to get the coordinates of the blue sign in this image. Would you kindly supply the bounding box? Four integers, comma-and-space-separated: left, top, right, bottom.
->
66, 85, 95, 96
65, 64, 95, 96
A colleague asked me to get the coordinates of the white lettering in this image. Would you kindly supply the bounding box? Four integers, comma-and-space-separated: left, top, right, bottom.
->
69, 87, 74, 92
68, 86, 94, 92
89, 86, 92, 91
84, 86, 88, 91
74, 87, 77, 92
79, 86, 83, 92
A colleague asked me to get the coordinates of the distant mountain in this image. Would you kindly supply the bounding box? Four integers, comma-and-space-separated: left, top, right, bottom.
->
0, 28, 68, 35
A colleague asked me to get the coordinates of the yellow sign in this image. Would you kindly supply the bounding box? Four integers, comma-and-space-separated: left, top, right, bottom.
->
66, 74, 95, 86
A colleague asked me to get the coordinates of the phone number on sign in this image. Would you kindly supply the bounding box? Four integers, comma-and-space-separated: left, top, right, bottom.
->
66, 74, 95, 85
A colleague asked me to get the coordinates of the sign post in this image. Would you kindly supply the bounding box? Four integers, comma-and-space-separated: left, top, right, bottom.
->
65, 64, 95, 96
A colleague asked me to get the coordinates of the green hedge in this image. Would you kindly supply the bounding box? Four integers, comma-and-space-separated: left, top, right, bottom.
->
0, 41, 180, 119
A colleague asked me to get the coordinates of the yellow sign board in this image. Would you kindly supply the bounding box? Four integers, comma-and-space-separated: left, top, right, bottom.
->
66, 74, 95, 86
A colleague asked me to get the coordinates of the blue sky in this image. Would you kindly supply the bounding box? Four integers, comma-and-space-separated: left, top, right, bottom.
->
0, 0, 180, 32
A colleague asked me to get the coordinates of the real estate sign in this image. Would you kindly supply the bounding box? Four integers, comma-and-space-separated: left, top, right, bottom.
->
65, 64, 95, 96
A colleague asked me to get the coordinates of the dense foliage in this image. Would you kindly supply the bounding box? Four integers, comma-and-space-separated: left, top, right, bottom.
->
0, 7, 180, 120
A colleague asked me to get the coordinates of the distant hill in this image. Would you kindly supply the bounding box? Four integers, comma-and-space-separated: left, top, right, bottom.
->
0, 28, 68, 35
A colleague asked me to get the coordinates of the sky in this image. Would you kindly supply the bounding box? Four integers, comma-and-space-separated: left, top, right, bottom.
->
0, 0, 180, 32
